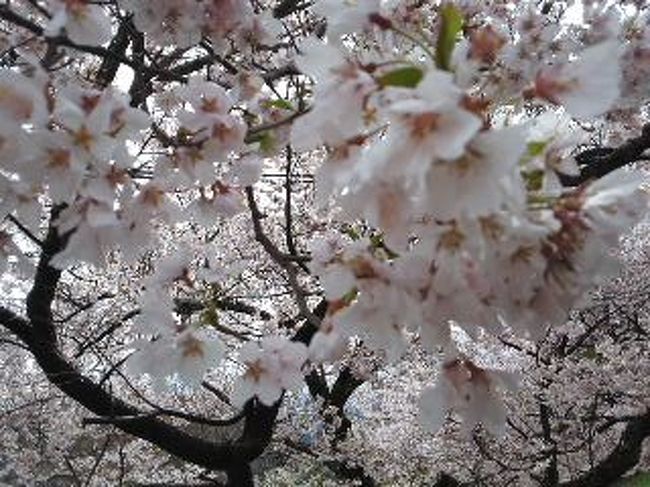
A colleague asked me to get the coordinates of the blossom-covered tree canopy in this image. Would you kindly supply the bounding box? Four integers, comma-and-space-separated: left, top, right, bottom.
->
0, 0, 649, 485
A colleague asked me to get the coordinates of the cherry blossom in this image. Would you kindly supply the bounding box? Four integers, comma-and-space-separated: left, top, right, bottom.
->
290, 39, 377, 150
232, 336, 308, 407
419, 355, 518, 435
45, 0, 113, 46
0, 1, 649, 484
128, 328, 225, 389
530, 40, 622, 118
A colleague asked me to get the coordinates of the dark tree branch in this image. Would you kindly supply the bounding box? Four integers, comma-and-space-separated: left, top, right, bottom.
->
175, 297, 273, 321
246, 186, 319, 327
0, 209, 281, 472
0, 6, 138, 73
95, 19, 131, 88
558, 124, 650, 187
6, 214, 43, 247
0, 206, 336, 480
323, 458, 376, 487
273, 0, 314, 18
0, 305, 259, 470
539, 402, 559, 487
25, 205, 67, 345
560, 411, 650, 487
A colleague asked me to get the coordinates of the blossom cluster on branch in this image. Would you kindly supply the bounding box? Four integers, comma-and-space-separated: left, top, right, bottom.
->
0, 0, 649, 484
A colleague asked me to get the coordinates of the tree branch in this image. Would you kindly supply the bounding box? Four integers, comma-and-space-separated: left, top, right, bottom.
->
560, 411, 650, 487
558, 124, 650, 187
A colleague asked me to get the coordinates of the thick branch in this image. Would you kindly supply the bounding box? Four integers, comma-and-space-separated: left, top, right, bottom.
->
560, 411, 650, 487
1, 210, 280, 472
558, 124, 650, 187
539, 402, 559, 487
0, 306, 255, 470
25, 206, 66, 344
273, 0, 314, 18
95, 20, 131, 88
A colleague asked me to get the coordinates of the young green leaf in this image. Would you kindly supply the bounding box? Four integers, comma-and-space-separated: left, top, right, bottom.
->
435, 4, 464, 71
378, 66, 424, 88
263, 98, 294, 111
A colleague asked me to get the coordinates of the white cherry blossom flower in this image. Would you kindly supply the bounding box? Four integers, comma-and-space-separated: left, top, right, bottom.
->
236, 11, 283, 50
531, 40, 621, 118
0, 118, 29, 171
179, 77, 234, 117
50, 199, 120, 268
232, 336, 308, 407
308, 315, 347, 363
291, 39, 377, 150
172, 329, 225, 387
123, 0, 203, 48
318, 263, 357, 301
332, 278, 415, 362
189, 183, 245, 224
418, 356, 517, 435
147, 249, 193, 288
54, 89, 116, 164
128, 328, 224, 389
340, 178, 414, 249
0, 70, 47, 125
355, 70, 481, 193
204, 0, 252, 50
130, 180, 182, 223
135, 286, 178, 335
578, 169, 648, 283
0, 178, 42, 232
201, 115, 247, 161
46, 0, 113, 46
22, 131, 86, 204
419, 251, 501, 349
422, 126, 528, 219
387, 84, 481, 163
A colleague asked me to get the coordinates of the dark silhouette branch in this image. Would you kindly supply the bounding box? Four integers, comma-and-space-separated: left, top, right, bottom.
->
0, 210, 281, 473
557, 124, 650, 187
273, 0, 314, 18
560, 411, 650, 487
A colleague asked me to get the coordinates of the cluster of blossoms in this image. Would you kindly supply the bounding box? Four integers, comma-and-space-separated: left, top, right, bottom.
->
1, 0, 649, 442
127, 251, 225, 390
0, 71, 266, 393
232, 336, 308, 407
0, 67, 271, 269
44, 0, 113, 46
0, 68, 150, 265
120, 0, 281, 51
295, 2, 649, 432
36, 0, 281, 51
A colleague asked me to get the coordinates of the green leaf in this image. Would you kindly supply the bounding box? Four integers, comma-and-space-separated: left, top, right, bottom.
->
580, 344, 606, 364
520, 139, 550, 166
523, 169, 545, 192
341, 288, 358, 304
263, 98, 294, 111
248, 131, 276, 154
527, 140, 548, 157
343, 226, 361, 241
378, 66, 424, 88
370, 234, 384, 249
435, 4, 464, 71
200, 306, 220, 328
369, 233, 400, 259
259, 132, 276, 154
